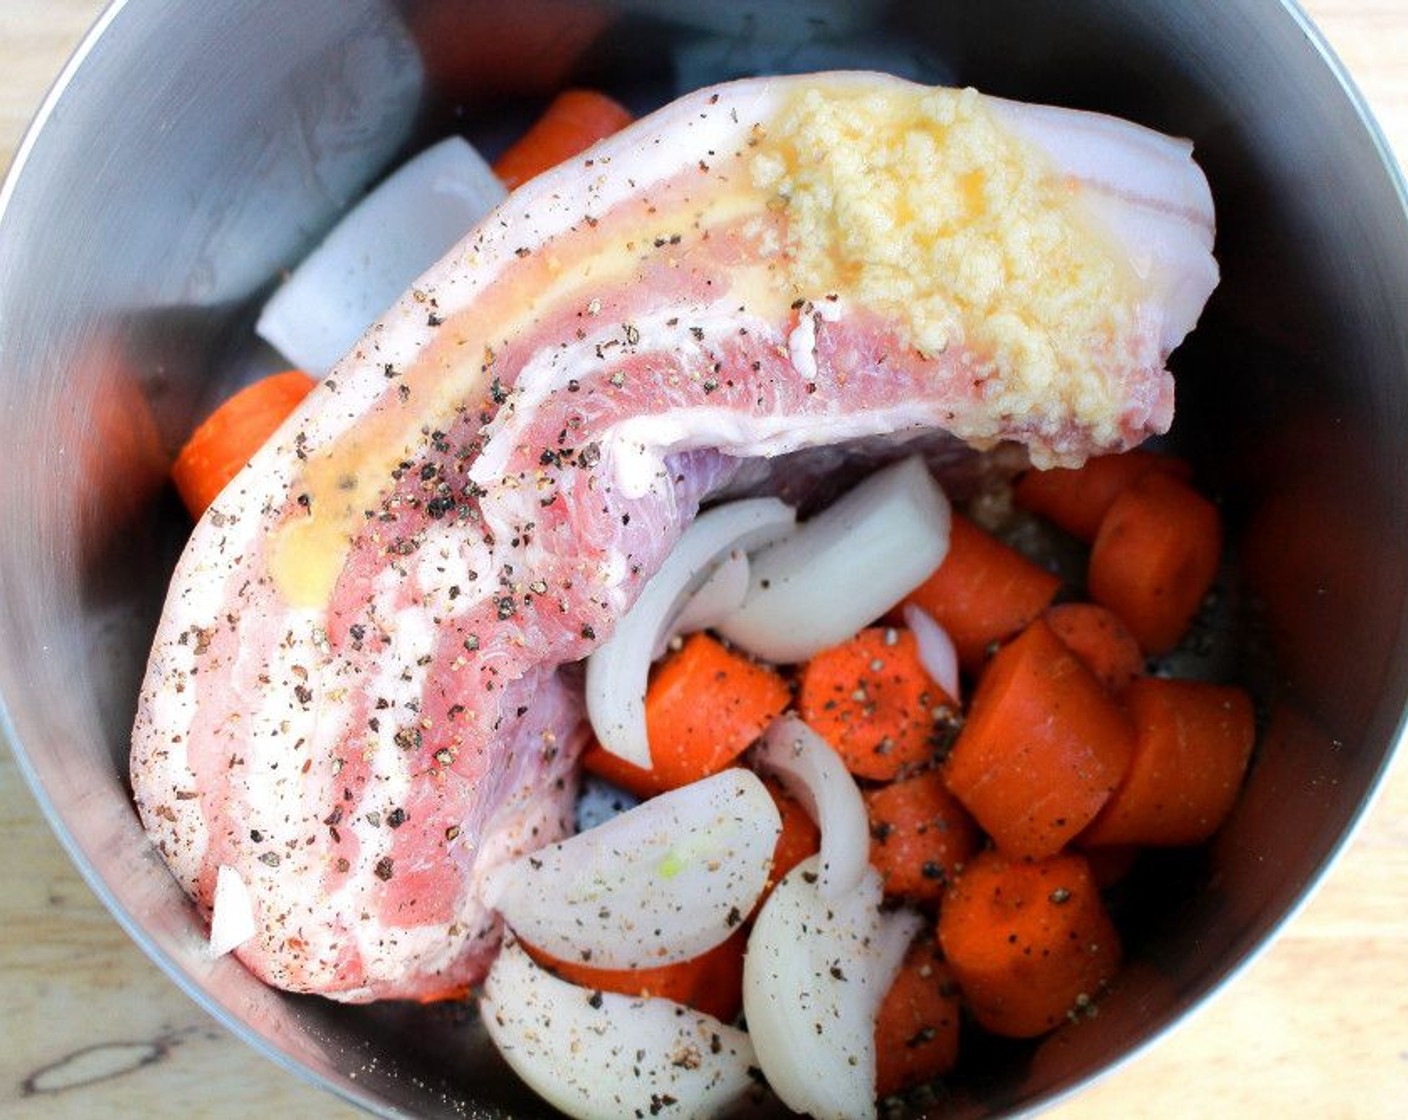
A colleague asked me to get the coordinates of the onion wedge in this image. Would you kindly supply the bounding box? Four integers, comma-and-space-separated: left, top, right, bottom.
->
903, 601, 962, 705
256, 136, 507, 374
874, 906, 928, 988
743, 856, 898, 1120
716, 456, 951, 664
483, 769, 780, 969
207, 865, 256, 959
752, 715, 869, 899
481, 937, 759, 1120
668, 548, 751, 650
585, 497, 795, 768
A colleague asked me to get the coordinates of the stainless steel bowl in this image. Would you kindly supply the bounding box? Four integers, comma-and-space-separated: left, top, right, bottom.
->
3, 1, 1406, 1116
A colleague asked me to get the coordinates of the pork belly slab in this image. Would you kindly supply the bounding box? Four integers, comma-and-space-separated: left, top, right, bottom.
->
131, 72, 1217, 1001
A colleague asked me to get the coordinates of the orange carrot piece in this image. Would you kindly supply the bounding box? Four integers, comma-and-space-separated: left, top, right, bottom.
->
1013, 450, 1193, 543
1087, 471, 1223, 655
1044, 602, 1145, 693
493, 88, 634, 190
900, 513, 1061, 675
797, 627, 953, 781
170, 370, 316, 519
581, 632, 790, 797
1080, 677, 1256, 847
942, 618, 1133, 859
864, 770, 980, 903
521, 928, 746, 1023
763, 776, 821, 893
412, 982, 473, 1004
874, 935, 961, 1098
937, 849, 1122, 1039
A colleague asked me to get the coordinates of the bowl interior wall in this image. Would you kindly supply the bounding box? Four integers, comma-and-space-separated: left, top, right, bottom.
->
2, 1, 1406, 1116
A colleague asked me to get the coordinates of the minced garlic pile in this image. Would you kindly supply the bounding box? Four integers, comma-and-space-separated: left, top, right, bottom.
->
751, 85, 1135, 446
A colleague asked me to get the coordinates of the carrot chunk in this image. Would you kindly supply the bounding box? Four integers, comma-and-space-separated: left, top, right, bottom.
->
412, 982, 473, 1004
521, 928, 746, 1024
938, 849, 1122, 1039
797, 627, 954, 781
900, 513, 1061, 675
1087, 471, 1222, 655
942, 618, 1134, 859
170, 370, 316, 519
874, 935, 961, 1098
493, 88, 634, 189
864, 770, 980, 902
1044, 602, 1145, 694
1013, 450, 1193, 543
1080, 677, 1256, 847
581, 632, 790, 797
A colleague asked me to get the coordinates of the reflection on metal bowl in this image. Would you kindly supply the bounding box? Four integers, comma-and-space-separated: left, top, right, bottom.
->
2, 1, 1406, 1116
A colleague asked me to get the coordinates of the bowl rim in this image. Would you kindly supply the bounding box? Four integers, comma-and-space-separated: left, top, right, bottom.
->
3, 0, 1408, 1117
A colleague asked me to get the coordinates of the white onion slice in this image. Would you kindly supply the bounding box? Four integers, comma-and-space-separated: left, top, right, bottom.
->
256, 136, 507, 374
483, 769, 780, 969
874, 907, 928, 989
666, 547, 751, 653
716, 455, 951, 664
743, 856, 893, 1120
903, 602, 962, 705
207, 865, 255, 958
586, 497, 795, 768
752, 715, 870, 900
481, 937, 758, 1120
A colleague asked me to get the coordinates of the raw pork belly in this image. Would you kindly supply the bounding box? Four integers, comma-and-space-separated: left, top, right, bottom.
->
131, 72, 1216, 1001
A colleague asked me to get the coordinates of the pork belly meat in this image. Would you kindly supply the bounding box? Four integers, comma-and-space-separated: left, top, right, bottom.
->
130, 72, 1217, 1001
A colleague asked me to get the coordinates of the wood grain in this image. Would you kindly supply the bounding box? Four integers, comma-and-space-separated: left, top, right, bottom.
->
2, 1, 1406, 1117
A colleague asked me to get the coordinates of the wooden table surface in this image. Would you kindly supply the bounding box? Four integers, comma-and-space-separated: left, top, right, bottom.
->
3, 1, 1408, 1117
